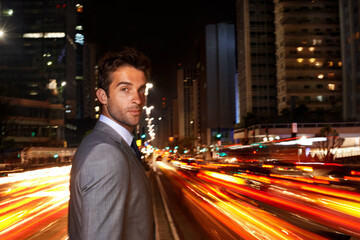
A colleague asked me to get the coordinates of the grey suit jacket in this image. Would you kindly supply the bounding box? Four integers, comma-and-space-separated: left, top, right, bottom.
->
68, 121, 154, 240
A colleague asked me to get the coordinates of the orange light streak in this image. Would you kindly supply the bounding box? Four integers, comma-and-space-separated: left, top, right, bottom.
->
198, 171, 360, 238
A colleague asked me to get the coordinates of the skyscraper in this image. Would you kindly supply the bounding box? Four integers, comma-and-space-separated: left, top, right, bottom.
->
340, 0, 360, 121
274, 0, 342, 117
176, 68, 200, 145
0, 0, 95, 147
236, 0, 277, 123
0, 0, 76, 108
204, 23, 236, 145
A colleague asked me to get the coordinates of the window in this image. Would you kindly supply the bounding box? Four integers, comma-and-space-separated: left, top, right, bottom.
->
328, 83, 335, 91
327, 73, 335, 78
313, 39, 322, 45
2, 9, 13, 16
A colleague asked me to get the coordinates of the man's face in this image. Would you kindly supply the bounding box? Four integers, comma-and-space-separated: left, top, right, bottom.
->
97, 66, 147, 132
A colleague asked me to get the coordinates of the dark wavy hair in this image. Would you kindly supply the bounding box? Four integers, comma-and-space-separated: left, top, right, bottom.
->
97, 47, 152, 94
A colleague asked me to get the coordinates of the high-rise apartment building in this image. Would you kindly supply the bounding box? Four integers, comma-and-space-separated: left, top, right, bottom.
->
236, 0, 277, 123
0, 1, 76, 109
340, 0, 360, 121
274, 0, 342, 116
176, 68, 200, 146
204, 23, 236, 145
0, 0, 95, 147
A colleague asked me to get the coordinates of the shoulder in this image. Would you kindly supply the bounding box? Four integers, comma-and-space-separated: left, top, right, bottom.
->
71, 138, 130, 192
72, 129, 129, 174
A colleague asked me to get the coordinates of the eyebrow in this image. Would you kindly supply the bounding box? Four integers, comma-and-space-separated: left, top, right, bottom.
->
116, 81, 132, 87
115, 81, 147, 89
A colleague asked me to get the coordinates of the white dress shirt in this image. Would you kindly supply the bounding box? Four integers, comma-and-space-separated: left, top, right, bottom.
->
99, 114, 133, 146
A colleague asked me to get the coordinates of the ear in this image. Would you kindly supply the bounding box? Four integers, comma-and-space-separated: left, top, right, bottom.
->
96, 88, 108, 105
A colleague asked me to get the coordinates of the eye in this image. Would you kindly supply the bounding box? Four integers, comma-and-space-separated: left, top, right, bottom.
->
121, 87, 129, 92
139, 87, 146, 94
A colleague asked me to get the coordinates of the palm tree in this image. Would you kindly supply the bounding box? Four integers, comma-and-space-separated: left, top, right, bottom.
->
313, 126, 344, 162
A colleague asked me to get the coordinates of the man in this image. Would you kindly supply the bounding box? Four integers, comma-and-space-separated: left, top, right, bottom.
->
68, 48, 154, 240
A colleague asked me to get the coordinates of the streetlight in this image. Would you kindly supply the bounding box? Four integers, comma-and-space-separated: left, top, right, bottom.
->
143, 105, 154, 116
145, 83, 153, 96
143, 106, 155, 142
0, 30, 4, 38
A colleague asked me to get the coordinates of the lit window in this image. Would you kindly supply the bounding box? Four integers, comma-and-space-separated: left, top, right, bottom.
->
309, 58, 316, 63
327, 61, 333, 67
95, 106, 100, 112
316, 95, 323, 102
297, 58, 304, 63
2, 9, 13, 16
315, 62, 322, 67
338, 62, 342, 67
309, 47, 315, 51
44, 32, 65, 38
297, 47, 303, 52
318, 74, 324, 79
356, 32, 360, 39
328, 83, 335, 91
23, 33, 43, 38
327, 73, 335, 78
75, 33, 84, 45
76, 4, 83, 13
23, 32, 65, 38
312, 39, 322, 45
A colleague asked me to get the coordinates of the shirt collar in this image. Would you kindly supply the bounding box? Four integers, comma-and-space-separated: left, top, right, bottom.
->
99, 114, 133, 146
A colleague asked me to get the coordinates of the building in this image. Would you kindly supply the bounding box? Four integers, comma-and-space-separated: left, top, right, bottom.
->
0, 0, 97, 148
236, 0, 277, 123
203, 23, 236, 145
0, 0, 77, 110
153, 97, 176, 149
274, 0, 342, 117
1, 97, 65, 148
339, 0, 360, 121
176, 68, 200, 146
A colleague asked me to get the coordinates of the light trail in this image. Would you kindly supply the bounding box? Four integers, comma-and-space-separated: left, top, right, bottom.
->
0, 166, 71, 239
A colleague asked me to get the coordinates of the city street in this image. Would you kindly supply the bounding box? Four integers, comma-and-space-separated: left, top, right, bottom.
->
151, 156, 360, 240
0, 167, 70, 240
0, 160, 359, 239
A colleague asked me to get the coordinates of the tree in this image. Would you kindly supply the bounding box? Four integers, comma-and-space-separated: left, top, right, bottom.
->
313, 126, 344, 162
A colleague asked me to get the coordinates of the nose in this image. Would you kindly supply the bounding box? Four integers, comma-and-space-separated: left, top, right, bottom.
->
131, 89, 143, 105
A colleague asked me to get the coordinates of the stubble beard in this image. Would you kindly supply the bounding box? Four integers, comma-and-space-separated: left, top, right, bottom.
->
106, 105, 141, 132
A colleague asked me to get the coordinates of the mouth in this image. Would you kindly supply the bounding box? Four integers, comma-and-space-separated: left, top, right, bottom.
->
128, 108, 142, 116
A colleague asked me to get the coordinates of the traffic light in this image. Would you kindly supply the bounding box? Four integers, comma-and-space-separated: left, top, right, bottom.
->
216, 133, 221, 139
141, 134, 146, 139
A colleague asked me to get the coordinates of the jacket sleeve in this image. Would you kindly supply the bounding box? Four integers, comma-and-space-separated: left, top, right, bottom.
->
77, 143, 129, 240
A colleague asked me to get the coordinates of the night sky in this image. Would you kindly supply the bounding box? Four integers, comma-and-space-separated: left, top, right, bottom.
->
84, 0, 236, 108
